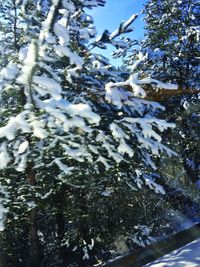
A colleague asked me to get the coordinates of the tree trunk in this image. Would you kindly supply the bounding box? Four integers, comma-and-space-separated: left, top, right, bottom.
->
77, 188, 95, 267
27, 162, 40, 267
55, 189, 67, 266
12, 0, 19, 51
0, 240, 7, 267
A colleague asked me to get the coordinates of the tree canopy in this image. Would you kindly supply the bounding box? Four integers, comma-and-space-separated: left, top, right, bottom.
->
0, 0, 199, 266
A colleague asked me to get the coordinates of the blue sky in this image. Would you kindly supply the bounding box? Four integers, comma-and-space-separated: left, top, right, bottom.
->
88, 0, 147, 64
90, 0, 146, 40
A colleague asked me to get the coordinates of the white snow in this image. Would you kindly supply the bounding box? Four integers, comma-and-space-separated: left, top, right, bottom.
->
110, 13, 138, 39
82, 245, 89, 260
64, 102, 101, 125
79, 27, 96, 40
62, 0, 75, 12
81, 0, 105, 7
130, 83, 146, 98
131, 51, 148, 70
30, 119, 48, 139
0, 202, 8, 231
55, 45, 84, 67
18, 141, 29, 154
40, 0, 60, 41
54, 158, 74, 175
96, 156, 111, 170
20, 0, 29, 11
144, 177, 165, 194
0, 112, 31, 140
17, 42, 37, 85
118, 139, 134, 157
137, 78, 178, 90
16, 154, 27, 172
54, 22, 70, 45
101, 190, 112, 197
105, 74, 176, 110
0, 143, 11, 169
19, 47, 28, 61
88, 239, 95, 250
0, 63, 19, 82
110, 123, 129, 140
145, 238, 200, 267
26, 201, 37, 209
61, 144, 85, 158
105, 87, 121, 108
33, 76, 62, 100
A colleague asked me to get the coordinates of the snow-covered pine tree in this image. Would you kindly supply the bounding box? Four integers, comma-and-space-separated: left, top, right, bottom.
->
162, 94, 200, 185
0, 0, 42, 67
0, 0, 177, 265
130, 0, 200, 88
0, 0, 21, 67
126, 0, 200, 188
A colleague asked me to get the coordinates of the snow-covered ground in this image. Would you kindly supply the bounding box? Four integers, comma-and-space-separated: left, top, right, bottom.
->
144, 238, 200, 267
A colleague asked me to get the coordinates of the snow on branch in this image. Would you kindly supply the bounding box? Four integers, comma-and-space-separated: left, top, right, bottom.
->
17, 41, 37, 86
110, 13, 139, 39
105, 75, 177, 108
137, 78, 178, 90
91, 13, 138, 53
81, 0, 106, 8
0, 0, 178, 208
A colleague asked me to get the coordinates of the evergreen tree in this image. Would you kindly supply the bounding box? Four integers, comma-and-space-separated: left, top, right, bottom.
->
0, 0, 20, 66
131, 0, 200, 88
126, 0, 200, 188
0, 0, 178, 266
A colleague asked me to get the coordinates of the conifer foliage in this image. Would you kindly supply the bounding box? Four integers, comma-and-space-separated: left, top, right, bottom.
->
0, 0, 177, 266
131, 0, 200, 88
